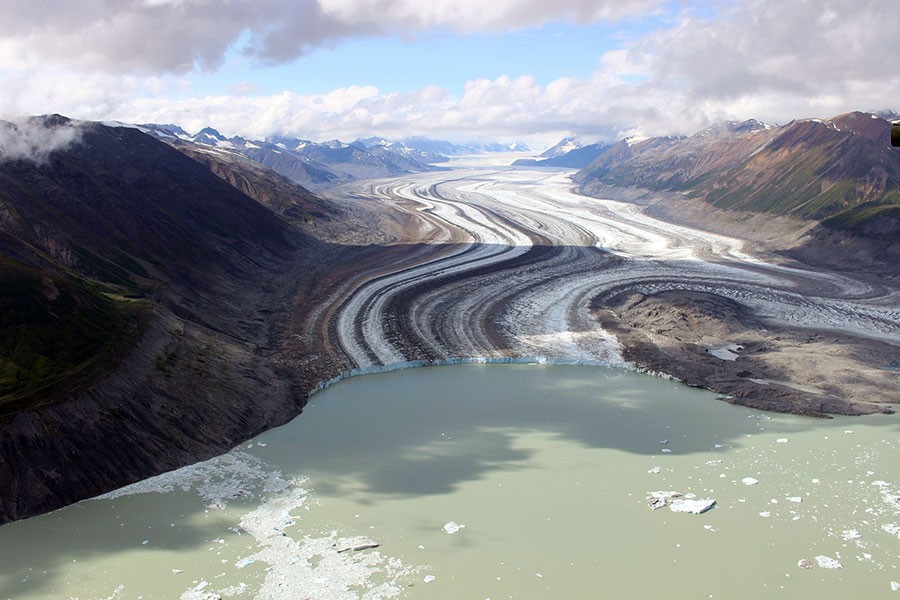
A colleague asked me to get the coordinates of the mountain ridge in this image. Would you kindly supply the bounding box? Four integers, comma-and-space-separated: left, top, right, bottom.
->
574, 112, 900, 221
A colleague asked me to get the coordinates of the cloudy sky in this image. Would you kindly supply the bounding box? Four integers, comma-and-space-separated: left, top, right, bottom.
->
1, 0, 897, 147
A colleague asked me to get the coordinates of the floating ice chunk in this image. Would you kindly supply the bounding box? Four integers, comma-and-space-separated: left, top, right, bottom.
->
797, 559, 813, 569
787, 497, 802, 503
424, 575, 436, 583
670, 498, 717, 514
647, 466, 661, 474
235, 557, 256, 568
713, 444, 723, 449
661, 449, 672, 454
171, 569, 183, 575
776, 438, 788, 444
891, 581, 900, 592
844, 430, 854, 434
882, 524, 900, 538
815, 555, 842, 569
647, 491, 681, 510
706, 459, 722, 466
443, 521, 465, 534
659, 439, 669, 445
257, 442, 267, 447
759, 511, 771, 518
335, 536, 380, 553
742, 477, 759, 486
811, 478, 820, 484
842, 530, 861, 540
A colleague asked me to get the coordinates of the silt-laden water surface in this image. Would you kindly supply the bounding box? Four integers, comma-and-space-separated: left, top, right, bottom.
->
1, 364, 898, 599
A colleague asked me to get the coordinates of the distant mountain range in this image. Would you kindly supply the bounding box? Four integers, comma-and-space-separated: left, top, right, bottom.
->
512, 138, 612, 169
141, 125, 529, 189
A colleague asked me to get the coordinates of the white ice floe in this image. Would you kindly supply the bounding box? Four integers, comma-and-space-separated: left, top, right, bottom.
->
443, 521, 465, 534
647, 491, 715, 514
815, 555, 843, 569
232, 483, 414, 599
741, 477, 759, 486
647, 466, 661, 474
669, 498, 717, 514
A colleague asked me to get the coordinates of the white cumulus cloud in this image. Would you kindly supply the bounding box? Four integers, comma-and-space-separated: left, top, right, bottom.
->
1, 0, 898, 145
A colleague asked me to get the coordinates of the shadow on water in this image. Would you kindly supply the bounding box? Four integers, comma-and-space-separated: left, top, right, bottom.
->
253, 363, 900, 500
0, 482, 255, 595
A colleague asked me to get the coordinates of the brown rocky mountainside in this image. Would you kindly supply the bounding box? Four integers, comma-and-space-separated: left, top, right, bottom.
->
575, 112, 900, 220
169, 142, 343, 226
0, 116, 339, 523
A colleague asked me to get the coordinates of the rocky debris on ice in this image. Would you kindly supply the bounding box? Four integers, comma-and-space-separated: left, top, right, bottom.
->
648, 491, 681, 510
335, 537, 381, 553
647, 491, 715, 514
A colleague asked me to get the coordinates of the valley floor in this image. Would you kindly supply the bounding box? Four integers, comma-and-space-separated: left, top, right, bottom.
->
296, 159, 900, 416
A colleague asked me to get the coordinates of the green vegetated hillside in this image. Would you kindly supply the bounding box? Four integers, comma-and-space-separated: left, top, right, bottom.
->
574, 112, 900, 225
0, 115, 323, 414
820, 204, 900, 240
0, 257, 142, 414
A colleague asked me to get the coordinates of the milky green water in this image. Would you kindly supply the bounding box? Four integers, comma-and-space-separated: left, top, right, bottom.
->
1, 364, 898, 599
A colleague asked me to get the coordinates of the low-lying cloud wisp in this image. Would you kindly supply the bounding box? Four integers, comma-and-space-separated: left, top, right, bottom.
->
0, 117, 82, 164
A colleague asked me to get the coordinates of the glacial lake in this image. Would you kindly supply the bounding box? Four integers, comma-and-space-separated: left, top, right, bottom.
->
1, 363, 898, 599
